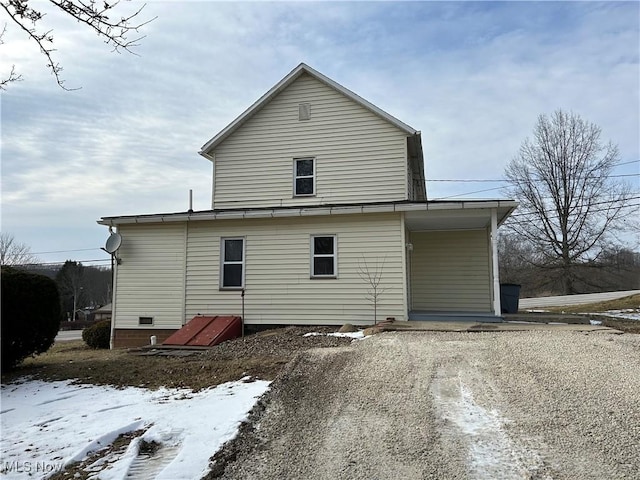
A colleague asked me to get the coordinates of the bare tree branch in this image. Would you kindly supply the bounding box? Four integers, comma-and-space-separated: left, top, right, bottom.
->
0, 23, 22, 88
0, 0, 155, 89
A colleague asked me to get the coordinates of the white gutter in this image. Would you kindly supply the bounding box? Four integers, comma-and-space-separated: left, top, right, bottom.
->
98, 201, 518, 226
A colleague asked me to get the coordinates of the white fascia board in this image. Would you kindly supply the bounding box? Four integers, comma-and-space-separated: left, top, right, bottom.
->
243, 209, 274, 218
398, 203, 429, 212
272, 209, 302, 217
199, 63, 418, 156
213, 211, 246, 220
97, 200, 518, 226
300, 207, 332, 216
362, 204, 398, 214
461, 201, 501, 209
330, 205, 364, 215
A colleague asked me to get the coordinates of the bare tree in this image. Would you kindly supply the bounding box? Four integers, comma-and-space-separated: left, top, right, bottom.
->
1, 0, 155, 90
358, 255, 387, 324
504, 110, 636, 295
0, 232, 38, 265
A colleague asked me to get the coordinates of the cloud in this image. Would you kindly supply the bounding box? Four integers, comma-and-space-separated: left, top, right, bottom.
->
1, 1, 638, 262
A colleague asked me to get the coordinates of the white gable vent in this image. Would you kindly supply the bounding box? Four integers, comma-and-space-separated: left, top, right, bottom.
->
298, 103, 311, 121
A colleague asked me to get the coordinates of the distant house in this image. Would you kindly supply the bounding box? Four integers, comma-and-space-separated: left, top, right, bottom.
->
93, 303, 112, 322
99, 63, 516, 348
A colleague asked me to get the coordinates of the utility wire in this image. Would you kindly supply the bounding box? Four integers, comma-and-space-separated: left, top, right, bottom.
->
427, 173, 639, 183
434, 186, 505, 199
18, 259, 111, 267
31, 247, 101, 255
507, 202, 640, 226
511, 196, 640, 217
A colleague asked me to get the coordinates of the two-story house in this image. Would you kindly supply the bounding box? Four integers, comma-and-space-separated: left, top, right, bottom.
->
99, 63, 517, 348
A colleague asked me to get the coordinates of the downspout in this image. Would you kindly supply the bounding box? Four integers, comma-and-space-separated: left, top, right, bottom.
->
400, 213, 408, 320
182, 221, 189, 326
210, 153, 216, 208
490, 209, 501, 316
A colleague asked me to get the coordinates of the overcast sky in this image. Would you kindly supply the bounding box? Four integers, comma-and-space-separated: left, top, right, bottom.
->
2, 1, 638, 266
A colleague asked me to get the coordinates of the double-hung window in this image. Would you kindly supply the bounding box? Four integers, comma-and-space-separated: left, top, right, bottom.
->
311, 235, 337, 278
221, 237, 245, 289
294, 158, 315, 196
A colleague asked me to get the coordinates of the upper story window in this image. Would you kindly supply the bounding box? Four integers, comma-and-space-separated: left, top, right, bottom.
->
294, 158, 315, 196
311, 235, 337, 278
220, 237, 245, 289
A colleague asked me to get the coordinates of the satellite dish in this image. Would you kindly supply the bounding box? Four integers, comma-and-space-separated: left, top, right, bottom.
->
104, 233, 122, 254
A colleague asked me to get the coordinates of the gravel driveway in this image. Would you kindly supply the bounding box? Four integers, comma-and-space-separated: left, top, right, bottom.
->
209, 331, 640, 480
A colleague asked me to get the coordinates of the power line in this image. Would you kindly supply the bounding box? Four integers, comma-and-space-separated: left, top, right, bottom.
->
31, 247, 101, 255
434, 186, 505, 199
511, 196, 640, 217
427, 173, 639, 183
614, 159, 640, 167
18, 259, 111, 267
507, 201, 640, 226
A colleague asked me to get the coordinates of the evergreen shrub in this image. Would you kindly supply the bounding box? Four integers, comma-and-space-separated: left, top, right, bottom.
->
82, 320, 111, 349
1, 266, 61, 371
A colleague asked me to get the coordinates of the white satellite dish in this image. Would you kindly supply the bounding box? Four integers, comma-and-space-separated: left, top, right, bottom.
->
104, 233, 122, 254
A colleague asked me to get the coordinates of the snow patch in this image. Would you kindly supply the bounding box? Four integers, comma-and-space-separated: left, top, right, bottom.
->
599, 309, 640, 321
433, 372, 547, 479
303, 331, 366, 340
1, 379, 269, 479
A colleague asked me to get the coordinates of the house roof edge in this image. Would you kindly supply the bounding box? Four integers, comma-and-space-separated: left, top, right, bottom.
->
97, 199, 518, 226
199, 63, 418, 156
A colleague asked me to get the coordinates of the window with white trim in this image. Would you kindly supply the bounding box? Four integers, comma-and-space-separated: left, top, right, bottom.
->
311, 235, 337, 278
294, 158, 315, 196
221, 237, 245, 289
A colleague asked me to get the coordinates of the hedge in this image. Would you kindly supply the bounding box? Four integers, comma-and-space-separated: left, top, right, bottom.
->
1, 266, 61, 371
82, 320, 111, 349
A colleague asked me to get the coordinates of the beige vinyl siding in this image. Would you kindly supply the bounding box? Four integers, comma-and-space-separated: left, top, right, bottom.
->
185, 213, 405, 325
212, 73, 409, 209
410, 230, 491, 312
113, 224, 186, 329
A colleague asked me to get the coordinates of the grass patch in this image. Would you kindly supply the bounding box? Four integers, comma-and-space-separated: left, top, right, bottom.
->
1, 341, 287, 390
0, 326, 351, 389
540, 294, 640, 334
597, 318, 640, 334
543, 294, 640, 314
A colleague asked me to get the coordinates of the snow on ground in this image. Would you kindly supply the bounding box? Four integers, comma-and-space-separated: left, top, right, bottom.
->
525, 309, 640, 322
595, 309, 640, 321
0, 378, 269, 479
303, 331, 366, 340
439, 380, 545, 478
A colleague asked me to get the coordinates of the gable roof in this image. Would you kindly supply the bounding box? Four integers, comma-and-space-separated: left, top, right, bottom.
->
199, 63, 419, 156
